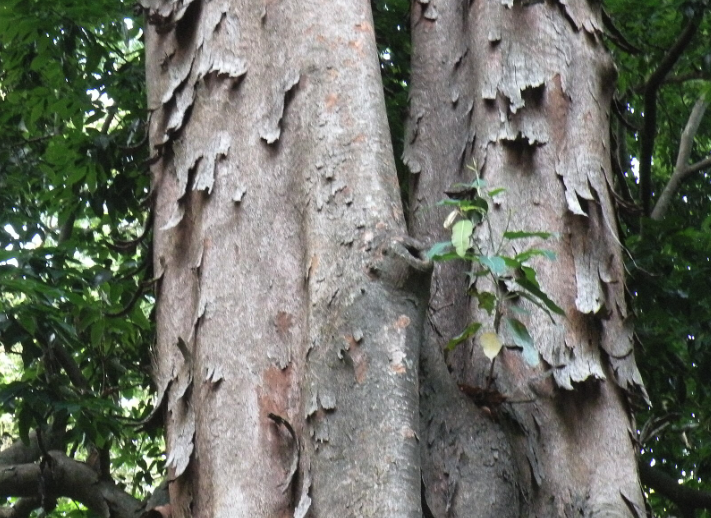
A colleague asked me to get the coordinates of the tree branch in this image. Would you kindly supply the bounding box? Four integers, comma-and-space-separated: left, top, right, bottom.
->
638, 16, 701, 216
651, 96, 709, 220
0, 451, 142, 518
0, 427, 65, 467
639, 461, 711, 511
0, 497, 40, 518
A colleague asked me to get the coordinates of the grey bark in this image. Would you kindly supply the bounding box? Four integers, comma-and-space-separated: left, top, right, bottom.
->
406, 1, 646, 516
144, 0, 650, 516
145, 0, 429, 516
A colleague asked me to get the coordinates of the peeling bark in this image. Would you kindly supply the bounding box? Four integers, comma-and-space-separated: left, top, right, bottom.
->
146, 0, 429, 516
146, 0, 648, 516
407, 0, 645, 516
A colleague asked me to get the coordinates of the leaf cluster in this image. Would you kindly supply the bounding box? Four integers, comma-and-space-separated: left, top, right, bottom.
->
0, 0, 163, 506
426, 173, 563, 367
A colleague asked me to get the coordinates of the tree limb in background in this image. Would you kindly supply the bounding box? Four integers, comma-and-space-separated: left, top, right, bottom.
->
0, 497, 40, 518
638, 15, 701, 216
640, 461, 711, 512
0, 427, 66, 467
651, 96, 709, 220
0, 451, 141, 518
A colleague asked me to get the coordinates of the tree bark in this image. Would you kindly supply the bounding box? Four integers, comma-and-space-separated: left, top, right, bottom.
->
406, 1, 646, 516
145, 0, 648, 517
145, 0, 429, 516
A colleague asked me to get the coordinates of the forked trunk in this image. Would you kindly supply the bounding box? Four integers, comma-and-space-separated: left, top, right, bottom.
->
145, 0, 647, 516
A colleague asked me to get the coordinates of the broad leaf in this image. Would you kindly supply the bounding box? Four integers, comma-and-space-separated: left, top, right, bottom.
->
446, 322, 482, 351
505, 317, 539, 366
480, 332, 503, 360
451, 219, 474, 258
478, 255, 507, 276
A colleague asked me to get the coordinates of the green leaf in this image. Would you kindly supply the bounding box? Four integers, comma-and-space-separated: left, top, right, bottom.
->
90, 319, 105, 347
446, 322, 482, 351
427, 241, 453, 260
459, 197, 488, 214
515, 248, 557, 262
475, 291, 497, 315
478, 255, 507, 276
515, 275, 565, 316
505, 317, 539, 366
451, 219, 474, 257
488, 187, 506, 197
503, 230, 557, 240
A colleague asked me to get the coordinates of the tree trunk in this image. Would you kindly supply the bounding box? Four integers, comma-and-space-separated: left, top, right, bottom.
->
145, 0, 429, 516
406, 1, 647, 516
145, 0, 647, 517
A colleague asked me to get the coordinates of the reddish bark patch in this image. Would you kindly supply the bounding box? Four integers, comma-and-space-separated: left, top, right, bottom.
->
325, 93, 338, 112
395, 315, 411, 329
274, 311, 295, 337
257, 365, 294, 420
391, 363, 407, 375
344, 335, 368, 383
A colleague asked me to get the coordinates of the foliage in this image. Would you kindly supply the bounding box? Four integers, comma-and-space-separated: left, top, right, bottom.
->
0, 0, 163, 508
426, 166, 563, 366
604, 0, 711, 514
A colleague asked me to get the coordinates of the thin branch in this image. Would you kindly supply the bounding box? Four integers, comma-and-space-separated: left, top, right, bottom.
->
639, 461, 711, 511
602, 8, 641, 54
651, 96, 709, 220
49, 338, 91, 392
662, 71, 711, 85
682, 154, 711, 177
638, 16, 701, 216
613, 118, 635, 204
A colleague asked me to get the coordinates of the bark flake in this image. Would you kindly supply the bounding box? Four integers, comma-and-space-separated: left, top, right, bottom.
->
165, 403, 195, 478
260, 71, 301, 145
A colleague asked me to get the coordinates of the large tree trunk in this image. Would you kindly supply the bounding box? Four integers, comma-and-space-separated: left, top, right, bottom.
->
406, 1, 647, 516
145, 0, 647, 517
145, 0, 429, 516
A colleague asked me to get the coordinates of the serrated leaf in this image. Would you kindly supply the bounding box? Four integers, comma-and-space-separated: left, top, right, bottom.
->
505, 317, 539, 366
478, 255, 507, 276
451, 219, 474, 258
480, 332, 502, 360
446, 322, 482, 351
